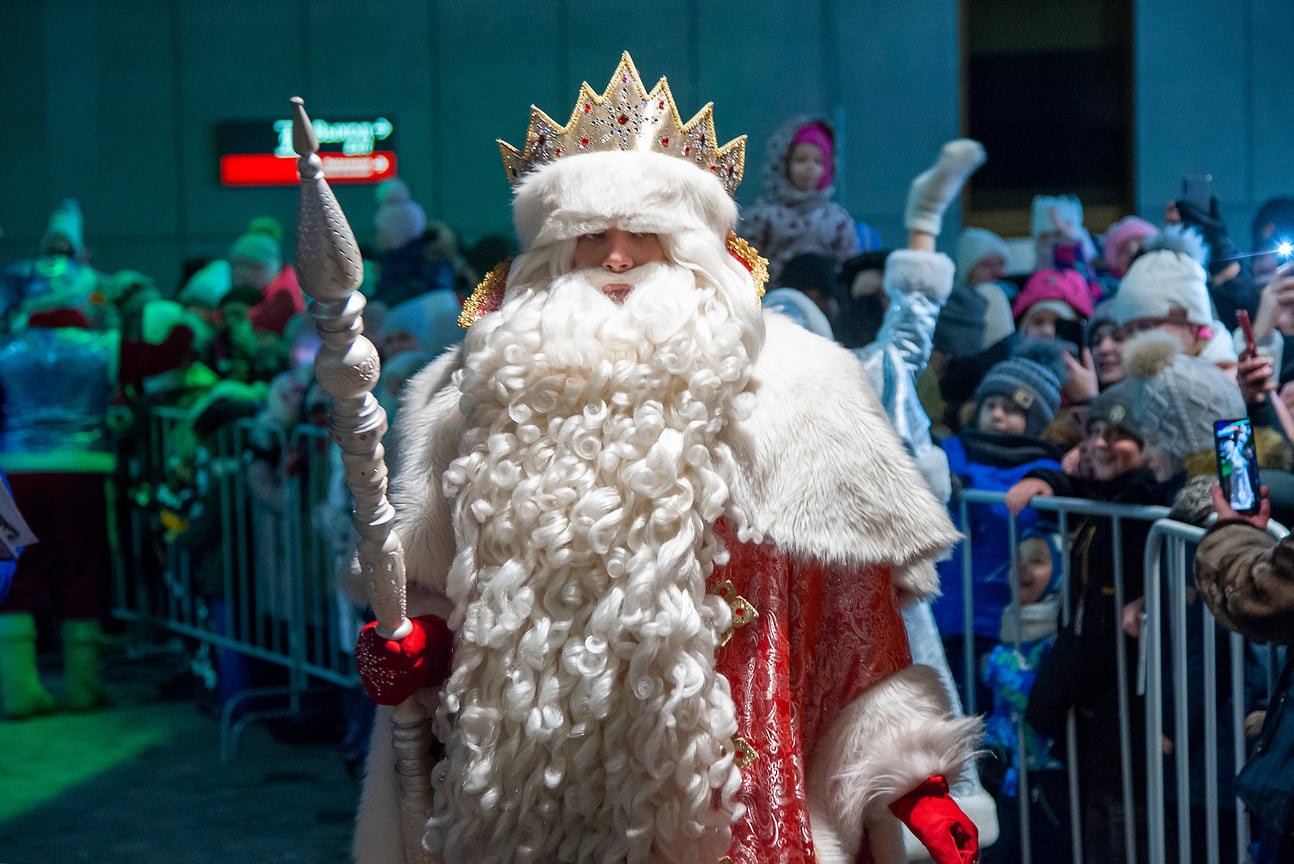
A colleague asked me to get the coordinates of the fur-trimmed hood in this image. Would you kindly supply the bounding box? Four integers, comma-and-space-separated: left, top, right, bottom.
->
754, 115, 839, 212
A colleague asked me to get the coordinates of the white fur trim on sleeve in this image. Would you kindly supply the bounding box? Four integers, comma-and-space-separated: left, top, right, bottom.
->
724, 314, 960, 581
883, 249, 955, 305
806, 664, 983, 857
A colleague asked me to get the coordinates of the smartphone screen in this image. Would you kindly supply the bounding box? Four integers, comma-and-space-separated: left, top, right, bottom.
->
1215, 418, 1261, 514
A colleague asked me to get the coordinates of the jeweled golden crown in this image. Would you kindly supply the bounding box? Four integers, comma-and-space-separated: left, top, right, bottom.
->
498, 52, 746, 197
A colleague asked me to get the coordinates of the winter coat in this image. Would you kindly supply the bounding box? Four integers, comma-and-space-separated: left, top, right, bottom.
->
934, 431, 1063, 638
1195, 518, 1294, 645
0, 325, 117, 474
739, 117, 858, 283
1025, 467, 1180, 791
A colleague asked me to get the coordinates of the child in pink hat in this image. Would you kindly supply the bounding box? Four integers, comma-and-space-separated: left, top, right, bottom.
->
1012, 269, 1095, 342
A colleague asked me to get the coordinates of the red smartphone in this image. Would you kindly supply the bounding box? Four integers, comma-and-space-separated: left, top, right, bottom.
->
1237, 309, 1257, 361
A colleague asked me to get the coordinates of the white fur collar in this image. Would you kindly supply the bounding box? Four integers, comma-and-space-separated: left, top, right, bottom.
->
722, 313, 957, 597
387, 313, 957, 608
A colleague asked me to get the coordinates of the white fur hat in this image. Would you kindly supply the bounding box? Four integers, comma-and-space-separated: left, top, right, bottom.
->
1112, 249, 1212, 327
511, 150, 737, 251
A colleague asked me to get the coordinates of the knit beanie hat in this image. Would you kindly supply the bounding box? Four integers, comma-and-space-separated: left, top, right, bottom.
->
974, 340, 1066, 436
933, 284, 988, 356
1102, 216, 1159, 277
1012, 268, 1095, 322
374, 179, 427, 251
1119, 330, 1245, 468
955, 227, 1010, 285
1087, 382, 1146, 440
229, 217, 283, 269
1111, 226, 1213, 328
41, 199, 84, 256
789, 121, 834, 189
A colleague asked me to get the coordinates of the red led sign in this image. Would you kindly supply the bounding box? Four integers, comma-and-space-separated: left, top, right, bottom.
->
220, 152, 398, 186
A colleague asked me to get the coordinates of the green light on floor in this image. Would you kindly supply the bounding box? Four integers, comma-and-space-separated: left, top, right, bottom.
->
0, 705, 183, 822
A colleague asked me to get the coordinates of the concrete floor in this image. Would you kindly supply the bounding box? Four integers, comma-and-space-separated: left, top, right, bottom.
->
0, 631, 360, 864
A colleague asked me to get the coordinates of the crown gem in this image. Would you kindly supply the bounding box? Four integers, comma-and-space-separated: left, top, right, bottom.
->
661, 136, 670, 146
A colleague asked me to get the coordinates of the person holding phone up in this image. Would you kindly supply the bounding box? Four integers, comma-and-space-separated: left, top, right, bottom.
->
1194, 484, 1294, 864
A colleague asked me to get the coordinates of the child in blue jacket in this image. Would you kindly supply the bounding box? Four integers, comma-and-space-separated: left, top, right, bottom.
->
935, 341, 1066, 712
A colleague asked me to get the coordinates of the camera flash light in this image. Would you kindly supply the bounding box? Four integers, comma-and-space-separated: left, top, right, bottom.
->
1278, 240, 1294, 259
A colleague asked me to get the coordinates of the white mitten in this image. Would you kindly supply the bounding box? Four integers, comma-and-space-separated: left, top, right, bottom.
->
905, 140, 987, 237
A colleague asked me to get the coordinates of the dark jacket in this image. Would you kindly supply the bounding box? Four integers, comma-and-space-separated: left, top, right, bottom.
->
1025, 466, 1180, 789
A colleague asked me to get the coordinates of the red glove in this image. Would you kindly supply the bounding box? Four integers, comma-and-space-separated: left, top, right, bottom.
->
888, 775, 979, 864
355, 614, 454, 705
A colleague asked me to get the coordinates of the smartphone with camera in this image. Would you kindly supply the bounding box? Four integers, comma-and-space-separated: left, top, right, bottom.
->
1054, 317, 1086, 353
1181, 174, 1213, 213
1215, 418, 1261, 514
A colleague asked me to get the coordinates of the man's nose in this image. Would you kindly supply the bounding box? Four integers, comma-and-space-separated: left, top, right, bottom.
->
602, 239, 634, 272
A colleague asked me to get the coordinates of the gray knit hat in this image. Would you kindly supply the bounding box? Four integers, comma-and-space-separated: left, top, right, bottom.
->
1119, 330, 1245, 467
1087, 382, 1146, 440
973, 340, 1066, 436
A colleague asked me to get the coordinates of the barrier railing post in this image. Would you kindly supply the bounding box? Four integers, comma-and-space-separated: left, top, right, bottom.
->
1144, 525, 1166, 864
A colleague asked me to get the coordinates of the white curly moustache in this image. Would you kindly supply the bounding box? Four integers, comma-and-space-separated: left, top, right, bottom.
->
427, 263, 755, 863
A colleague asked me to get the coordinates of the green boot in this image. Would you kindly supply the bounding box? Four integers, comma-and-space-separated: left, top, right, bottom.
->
62, 619, 105, 711
0, 612, 55, 719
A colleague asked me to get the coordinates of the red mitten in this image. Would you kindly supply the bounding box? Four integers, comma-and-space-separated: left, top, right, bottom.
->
355, 614, 454, 705
888, 775, 979, 864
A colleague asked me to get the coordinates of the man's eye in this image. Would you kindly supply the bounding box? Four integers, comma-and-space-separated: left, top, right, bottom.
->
582, 232, 605, 241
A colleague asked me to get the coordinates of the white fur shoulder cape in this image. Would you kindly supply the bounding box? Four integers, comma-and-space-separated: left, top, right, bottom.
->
388, 310, 958, 614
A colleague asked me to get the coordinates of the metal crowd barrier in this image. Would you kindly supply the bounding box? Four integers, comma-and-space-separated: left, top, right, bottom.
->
113, 407, 364, 761
956, 488, 1287, 864
111, 409, 1288, 862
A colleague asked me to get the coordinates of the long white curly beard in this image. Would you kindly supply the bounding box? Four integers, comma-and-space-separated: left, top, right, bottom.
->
426, 263, 755, 863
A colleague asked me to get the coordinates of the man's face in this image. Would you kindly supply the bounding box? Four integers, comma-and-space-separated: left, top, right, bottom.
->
571, 228, 668, 303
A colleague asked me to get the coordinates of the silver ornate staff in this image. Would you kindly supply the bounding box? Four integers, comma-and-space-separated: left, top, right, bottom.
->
292, 97, 438, 864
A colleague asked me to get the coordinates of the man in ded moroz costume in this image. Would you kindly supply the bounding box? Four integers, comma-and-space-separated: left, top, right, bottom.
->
345, 54, 983, 864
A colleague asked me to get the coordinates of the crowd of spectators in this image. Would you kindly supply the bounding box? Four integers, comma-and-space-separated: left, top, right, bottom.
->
4, 122, 1294, 860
